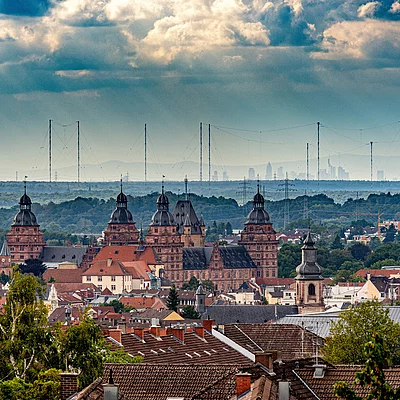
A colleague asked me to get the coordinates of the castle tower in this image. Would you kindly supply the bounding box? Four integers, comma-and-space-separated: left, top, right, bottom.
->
239, 184, 278, 279
103, 180, 139, 246
0, 240, 12, 267
295, 231, 325, 314
7, 181, 46, 263
172, 178, 205, 247
146, 184, 183, 281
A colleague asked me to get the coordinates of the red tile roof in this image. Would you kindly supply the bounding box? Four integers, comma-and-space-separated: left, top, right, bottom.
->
356, 269, 400, 278
43, 269, 83, 283
119, 296, 158, 309
82, 259, 129, 276
93, 246, 157, 265
123, 261, 152, 280
256, 278, 295, 286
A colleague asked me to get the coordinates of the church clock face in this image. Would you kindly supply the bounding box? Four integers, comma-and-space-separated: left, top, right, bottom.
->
1, 258, 4, 263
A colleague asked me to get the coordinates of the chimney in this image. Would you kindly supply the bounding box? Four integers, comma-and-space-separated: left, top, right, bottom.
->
194, 326, 205, 339
150, 325, 161, 338
278, 381, 290, 400
103, 368, 118, 400
254, 351, 278, 371
118, 321, 127, 334
235, 372, 251, 398
109, 329, 122, 344
203, 319, 215, 333
60, 373, 79, 400
172, 328, 185, 343
107, 258, 112, 267
134, 328, 145, 340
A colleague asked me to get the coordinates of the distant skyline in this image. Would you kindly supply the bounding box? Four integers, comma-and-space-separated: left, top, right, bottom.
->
0, 0, 399, 181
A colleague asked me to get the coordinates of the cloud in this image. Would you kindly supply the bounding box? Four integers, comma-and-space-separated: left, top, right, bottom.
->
357, 1, 381, 18
390, 0, 400, 13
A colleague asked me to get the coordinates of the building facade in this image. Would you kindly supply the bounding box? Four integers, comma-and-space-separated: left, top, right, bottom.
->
7, 183, 46, 263
239, 185, 279, 279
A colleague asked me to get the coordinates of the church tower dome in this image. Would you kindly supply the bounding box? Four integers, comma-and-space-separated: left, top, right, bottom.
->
109, 179, 134, 224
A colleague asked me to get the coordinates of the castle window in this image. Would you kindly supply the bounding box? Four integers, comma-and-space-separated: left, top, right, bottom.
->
257, 270, 261, 277
155, 228, 158, 233
272, 270, 276, 277
20, 246, 24, 251
308, 283, 316, 296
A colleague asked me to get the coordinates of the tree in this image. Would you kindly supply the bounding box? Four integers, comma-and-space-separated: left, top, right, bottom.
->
181, 276, 200, 291
166, 284, 180, 312
0, 271, 50, 381
180, 306, 200, 319
350, 243, 371, 261
323, 300, 400, 365
384, 224, 397, 243
0, 272, 10, 284
226, 222, 233, 235
331, 234, 344, 250
18, 259, 46, 277
106, 299, 133, 313
333, 333, 400, 400
278, 243, 302, 278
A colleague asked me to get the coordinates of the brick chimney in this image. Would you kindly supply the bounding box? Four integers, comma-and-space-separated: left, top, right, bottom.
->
107, 258, 112, 267
118, 321, 127, 334
60, 373, 79, 400
236, 372, 251, 398
150, 325, 161, 338
134, 328, 145, 340
172, 328, 185, 343
194, 326, 205, 339
203, 319, 215, 332
254, 351, 278, 371
109, 329, 122, 344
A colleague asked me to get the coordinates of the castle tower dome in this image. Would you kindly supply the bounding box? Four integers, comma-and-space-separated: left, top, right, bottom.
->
150, 183, 175, 226
245, 183, 270, 224
109, 178, 134, 224
13, 180, 38, 226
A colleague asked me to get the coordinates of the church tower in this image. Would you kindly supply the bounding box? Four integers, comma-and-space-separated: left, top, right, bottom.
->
7, 181, 45, 263
239, 184, 278, 279
103, 180, 139, 246
146, 184, 183, 281
295, 231, 325, 314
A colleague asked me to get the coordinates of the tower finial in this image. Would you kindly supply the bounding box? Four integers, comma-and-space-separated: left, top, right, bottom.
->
24, 176, 27, 195
120, 174, 123, 193
162, 175, 165, 194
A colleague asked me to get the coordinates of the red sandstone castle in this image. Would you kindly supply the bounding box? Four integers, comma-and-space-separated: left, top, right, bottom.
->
7, 180, 279, 290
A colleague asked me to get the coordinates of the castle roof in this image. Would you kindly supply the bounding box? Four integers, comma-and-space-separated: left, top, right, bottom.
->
12, 182, 39, 227
109, 180, 134, 224
150, 185, 175, 226
245, 185, 270, 225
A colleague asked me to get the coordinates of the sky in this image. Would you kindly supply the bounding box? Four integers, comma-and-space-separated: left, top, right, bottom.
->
0, 0, 399, 182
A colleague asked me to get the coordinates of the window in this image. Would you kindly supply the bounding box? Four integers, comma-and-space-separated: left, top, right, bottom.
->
111, 276, 116, 281
98, 276, 102, 282
20, 255, 24, 259
87, 276, 91, 282
111, 285, 116, 291
308, 283, 316, 296
98, 285, 102, 290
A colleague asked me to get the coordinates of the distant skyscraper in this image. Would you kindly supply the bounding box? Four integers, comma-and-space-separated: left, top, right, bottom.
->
377, 170, 384, 181
277, 167, 284, 180
265, 162, 272, 180
212, 170, 218, 181
222, 171, 229, 181
338, 166, 350, 180
248, 168, 255, 180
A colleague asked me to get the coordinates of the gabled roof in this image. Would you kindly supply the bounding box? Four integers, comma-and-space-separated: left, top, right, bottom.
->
93, 246, 157, 265
43, 269, 83, 284
114, 330, 253, 366
123, 261, 152, 280
74, 364, 242, 400
173, 199, 203, 234
223, 323, 323, 361
0, 241, 10, 256
40, 246, 88, 266
204, 305, 299, 325
82, 259, 130, 276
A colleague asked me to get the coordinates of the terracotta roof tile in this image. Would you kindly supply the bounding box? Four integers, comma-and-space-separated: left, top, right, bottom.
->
93, 246, 157, 265
43, 269, 83, 283
82, 259, 129, 276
